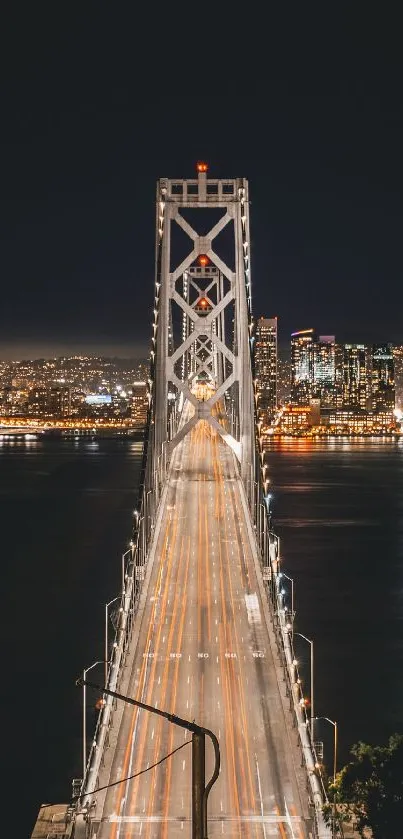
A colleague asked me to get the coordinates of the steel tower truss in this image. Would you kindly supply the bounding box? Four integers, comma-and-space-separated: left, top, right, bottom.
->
152, 167, 256, 497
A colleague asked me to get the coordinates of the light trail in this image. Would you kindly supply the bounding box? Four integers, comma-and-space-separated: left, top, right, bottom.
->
97, 417, 308, 838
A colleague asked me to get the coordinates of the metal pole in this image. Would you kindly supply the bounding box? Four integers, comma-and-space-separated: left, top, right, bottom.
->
333, 721, 338, 838
192, 731, 205, 839
82, 661, 105, 784
82, 670, 86, 781
104, 608, 108, 689
291, 578, 294, 638
313, 716, 337, 781
122, 548, 131, 592
281, 572, 294, 642
77, 678, 220, 838
105, 598, 119, 687
295, 633, 314, 738
311, 640, 314, 739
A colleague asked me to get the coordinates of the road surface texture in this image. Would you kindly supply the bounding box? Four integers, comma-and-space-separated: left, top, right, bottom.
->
95, 418, 310, 838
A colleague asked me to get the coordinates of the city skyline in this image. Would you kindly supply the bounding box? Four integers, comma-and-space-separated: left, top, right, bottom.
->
3, 9, 403, 839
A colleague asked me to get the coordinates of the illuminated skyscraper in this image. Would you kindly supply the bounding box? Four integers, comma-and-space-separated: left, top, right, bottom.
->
393, 345, 403, 410
371, 344, 395, 412
313, 335, 336, 407
342, 345, 368, 410
27, 386, 71, 417
290, 328, 315, 405
255, 317, 277, 421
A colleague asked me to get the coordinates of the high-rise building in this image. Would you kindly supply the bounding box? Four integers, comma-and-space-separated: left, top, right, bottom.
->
27, 386, 71, 417
290, 329, 315, 405
342, 345, 368, 410
313, 335, 336, 407
371, 344, 395, 412
255, 317, 277, 421
392, 345, 403, 411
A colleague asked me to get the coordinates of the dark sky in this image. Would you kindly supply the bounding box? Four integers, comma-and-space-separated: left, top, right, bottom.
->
1, 6, 402, 359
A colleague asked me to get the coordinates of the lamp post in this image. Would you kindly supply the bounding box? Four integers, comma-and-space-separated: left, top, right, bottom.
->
294, 632, 314, 737
279, 572, 294, 641
313, 716, 338, 837
77, 677, 220, 839
122, 547, 132, 591
146, 489, 153, 535
82, 661, 107, 781
105, 597, 120, 686
313, 716, 337, 783
269, 531, 280, 574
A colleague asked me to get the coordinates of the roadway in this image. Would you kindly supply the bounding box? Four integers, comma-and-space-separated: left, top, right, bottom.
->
95, 414, 310, 838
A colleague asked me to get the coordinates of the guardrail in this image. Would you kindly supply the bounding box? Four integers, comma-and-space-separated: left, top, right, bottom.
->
261, 533, 334, 838
73, 456, 165, 828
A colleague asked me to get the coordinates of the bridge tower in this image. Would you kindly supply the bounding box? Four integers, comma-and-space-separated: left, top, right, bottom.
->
32, 167, 332, 839
149, 163, 257, 505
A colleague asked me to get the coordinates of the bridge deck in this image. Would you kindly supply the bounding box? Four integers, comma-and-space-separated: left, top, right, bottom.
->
95, 421, 309, 838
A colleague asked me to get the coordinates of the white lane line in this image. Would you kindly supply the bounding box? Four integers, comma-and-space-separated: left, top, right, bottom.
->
255, 755, 267, 839
284, 798, 296, 838
117, 636, 151, 838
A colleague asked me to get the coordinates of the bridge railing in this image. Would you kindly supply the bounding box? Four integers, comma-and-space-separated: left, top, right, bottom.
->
257, 525, 333, 838
74, 423, 167, 820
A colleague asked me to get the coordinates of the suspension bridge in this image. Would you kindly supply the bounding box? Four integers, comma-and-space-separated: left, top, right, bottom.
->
33, 166, 332, 839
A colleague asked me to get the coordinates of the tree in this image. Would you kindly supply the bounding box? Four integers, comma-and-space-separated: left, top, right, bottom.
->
327, 734, 403, 839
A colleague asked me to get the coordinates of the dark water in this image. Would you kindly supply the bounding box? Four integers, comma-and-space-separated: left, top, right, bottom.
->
1, 436, 143, 836
266, 437, 403, 772
2, 436, 403, 835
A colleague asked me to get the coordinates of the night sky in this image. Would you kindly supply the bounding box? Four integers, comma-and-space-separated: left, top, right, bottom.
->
1, 7, 402, 359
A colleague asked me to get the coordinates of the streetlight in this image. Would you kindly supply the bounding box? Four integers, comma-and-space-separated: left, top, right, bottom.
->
105, 597, 120, 686
77, 677, 220, 839
314, 717, 338, 837
269, 531, 280, 573
122, 547, 132, 591
279, 572, 294, 640
313, 716, 337, 783
294, 632, 314, 737
82, 661, 107, 781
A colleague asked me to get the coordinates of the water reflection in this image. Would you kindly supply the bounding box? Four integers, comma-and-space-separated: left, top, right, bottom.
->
265, 437, 403, 771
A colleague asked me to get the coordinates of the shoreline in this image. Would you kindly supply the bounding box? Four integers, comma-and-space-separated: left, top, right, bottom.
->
0, 425, 144, 440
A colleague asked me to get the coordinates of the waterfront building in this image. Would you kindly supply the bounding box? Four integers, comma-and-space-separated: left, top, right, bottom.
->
341, 344, 369, 410
392, 345, 403, 411
27, 387, 71, 418
371, 344, 395, 412
255, 317, 277, 422
131, 381, 148, 426
276, 354, 291, 405
290, 329, 316, 405
312, 335, 337, 407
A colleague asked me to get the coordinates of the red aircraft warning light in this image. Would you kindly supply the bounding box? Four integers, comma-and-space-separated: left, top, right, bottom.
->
198, 254, 209, 267
195, 296, 212, 315
196, 161, 208, 173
